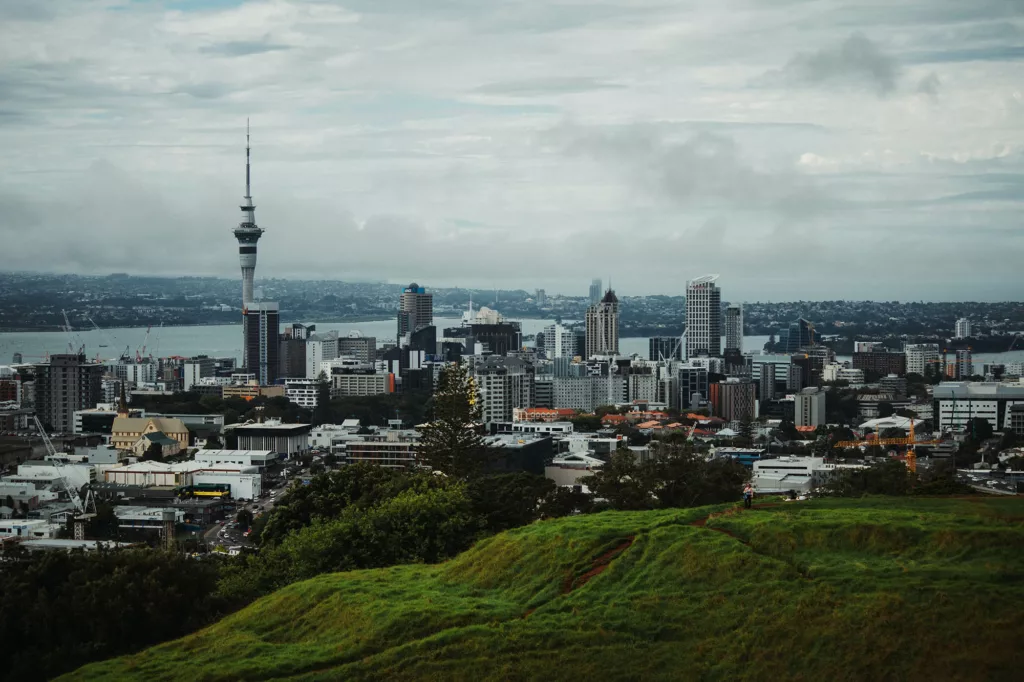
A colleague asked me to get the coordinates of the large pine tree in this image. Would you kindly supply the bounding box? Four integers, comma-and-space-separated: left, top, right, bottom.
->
418, 363, 488, 478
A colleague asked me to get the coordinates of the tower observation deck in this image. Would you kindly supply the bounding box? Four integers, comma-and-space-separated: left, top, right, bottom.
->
234, 120, 264, 309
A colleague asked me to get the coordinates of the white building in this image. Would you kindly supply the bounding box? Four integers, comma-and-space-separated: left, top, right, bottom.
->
543, 323, 576, 359
795, 387, 826, 427
182, 362, 203, 391
306, 332, 339, 379
231, 421, 311, 456
285, 378, 320, 408
933, 381, 1024, 431
0, 518, 62, 540
954, 318, 972, 339
823, 363, 865, 384
685, 275, 721, 358
193, 449, 278, 470
752, 456, 837, 494
310, 420, 363, 449
905, 343, 941, 377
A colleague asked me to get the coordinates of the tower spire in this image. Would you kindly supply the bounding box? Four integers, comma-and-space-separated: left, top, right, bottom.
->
245, 118, 251, 199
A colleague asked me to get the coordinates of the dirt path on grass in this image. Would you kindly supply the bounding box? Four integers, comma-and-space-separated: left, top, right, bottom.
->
562, 536, 635, 594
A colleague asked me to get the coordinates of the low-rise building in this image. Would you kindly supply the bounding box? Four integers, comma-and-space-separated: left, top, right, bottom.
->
111, 415, 189, 452
346, 430, 420, 468
331, 373, 395, 397
752, 456, 838, 494
229, 422, 311, 456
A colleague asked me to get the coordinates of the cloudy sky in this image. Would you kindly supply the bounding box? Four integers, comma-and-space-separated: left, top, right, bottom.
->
2, 0, 1023, 301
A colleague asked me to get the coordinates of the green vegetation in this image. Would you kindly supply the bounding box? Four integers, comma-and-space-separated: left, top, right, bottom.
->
63, 497, 1024, 681
0, 548, 227, 682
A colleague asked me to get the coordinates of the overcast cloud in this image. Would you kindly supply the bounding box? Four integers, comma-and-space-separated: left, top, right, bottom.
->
1, 0, 1023, 301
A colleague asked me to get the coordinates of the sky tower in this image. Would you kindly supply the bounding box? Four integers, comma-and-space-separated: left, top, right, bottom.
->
234, 120, 264, 308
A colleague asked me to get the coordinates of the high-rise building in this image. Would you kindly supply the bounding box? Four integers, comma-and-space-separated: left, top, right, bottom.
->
709, 379, 756, 422
585, 289, 619, 358
954, 318, 972, 340
685, 275, 721, 358
649, 336, 683, 361
543, 323, 576, 359
724, 303, 743, 353
905, 343, 941, 377
795, 387, 826, 427
589, 279, 602, 305
782, 318, 815, 353
233, 121, 264, 308
398, 283, 433, 340
33, 354, 104, 432
955, 349, 973, 380
338, 334, 377, 364
243, 302, 280, 385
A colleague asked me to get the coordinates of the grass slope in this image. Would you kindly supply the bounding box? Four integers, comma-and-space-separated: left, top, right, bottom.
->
65, 498, 1024, 681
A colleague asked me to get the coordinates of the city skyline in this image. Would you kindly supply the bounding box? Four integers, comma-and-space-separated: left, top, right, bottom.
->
1, 1, 1022, 301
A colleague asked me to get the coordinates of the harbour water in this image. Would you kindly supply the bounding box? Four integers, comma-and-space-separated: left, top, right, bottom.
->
2, 323, 1022, 367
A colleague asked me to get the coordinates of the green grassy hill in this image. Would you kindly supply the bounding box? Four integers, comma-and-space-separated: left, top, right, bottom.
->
65, 497, 1024, 681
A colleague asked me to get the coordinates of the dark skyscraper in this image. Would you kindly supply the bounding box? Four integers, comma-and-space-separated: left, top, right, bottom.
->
649, 336, 683, 361
34, 354, 104, 432
244, 302, 280, 385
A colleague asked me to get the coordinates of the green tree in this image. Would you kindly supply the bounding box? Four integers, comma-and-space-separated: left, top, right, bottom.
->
142, 441, 163, 462
538, 486, 594, 518
645, 444, 747, 508
466, 473, 555, 534
218, 480, 480, 602
259, 465, 406, 546
570, 414, 603, 432
819, 459, 913, 497
0, 548, 227, 681
581, 450, 655, 510
310, 373, 334, 425
964, 417, 993, 441
236, 508, 254, 530
418, 363, 489, 478
736, 419, 754, 447
877, 401, 894, 418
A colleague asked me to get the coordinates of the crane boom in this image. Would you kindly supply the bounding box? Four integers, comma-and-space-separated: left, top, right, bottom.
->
32, 416, 93, 515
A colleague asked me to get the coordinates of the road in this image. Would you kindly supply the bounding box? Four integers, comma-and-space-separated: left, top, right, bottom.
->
201, 475, 297, 549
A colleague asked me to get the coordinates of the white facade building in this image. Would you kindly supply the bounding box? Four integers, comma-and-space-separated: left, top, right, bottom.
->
954, 318, 972, 339
752, 456, 837, 494
905, 343, 941, 377
685, 275, 721, 358
933, 382, 1024, 431
306, 332, 339, 379
285, 378, 320, 408
543, 323, 576, 359
331, 373, 394, 397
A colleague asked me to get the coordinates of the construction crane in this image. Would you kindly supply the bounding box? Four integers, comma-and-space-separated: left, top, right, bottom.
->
135, 325, 152, 363
32, 416, 96, 515
833, 420, 938, 472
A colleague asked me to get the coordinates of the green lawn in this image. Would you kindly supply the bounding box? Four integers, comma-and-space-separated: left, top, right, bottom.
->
63, 497, 1024, 681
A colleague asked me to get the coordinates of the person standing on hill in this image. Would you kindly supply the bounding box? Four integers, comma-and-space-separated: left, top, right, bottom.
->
743, 483, 754, 509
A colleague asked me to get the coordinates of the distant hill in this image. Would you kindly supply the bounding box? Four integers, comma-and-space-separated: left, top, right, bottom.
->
64, 497, 1024, 681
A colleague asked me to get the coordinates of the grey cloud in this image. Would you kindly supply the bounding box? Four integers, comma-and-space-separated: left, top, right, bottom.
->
175, 82, 236, 99
903, 45, 1024, 64
200, 38, 292, 57
473, 77, 623, 97
763, 33, 901, 96
917, 72, 941, 98
0, 0, 52, 21
548, 123, 827, 217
